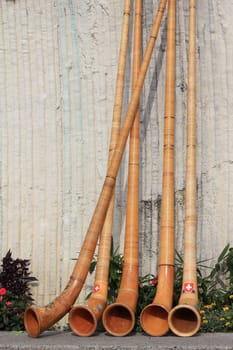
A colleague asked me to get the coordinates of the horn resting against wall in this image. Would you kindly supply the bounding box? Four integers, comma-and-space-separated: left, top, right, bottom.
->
168, 0, 201, 337
140, 0, 176, 337
102, 0, 142, 337
68, 0, 131, 337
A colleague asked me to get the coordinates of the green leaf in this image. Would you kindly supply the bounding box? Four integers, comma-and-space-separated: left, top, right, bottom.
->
217, 244, 230, 263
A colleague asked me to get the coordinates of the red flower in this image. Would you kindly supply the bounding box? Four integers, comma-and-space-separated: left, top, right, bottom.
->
0, 288, 7, 296
151, 279, 158, 285
5, 301, 12, 306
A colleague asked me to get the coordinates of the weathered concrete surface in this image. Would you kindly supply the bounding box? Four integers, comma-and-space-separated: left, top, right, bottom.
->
0, 331, 233, 350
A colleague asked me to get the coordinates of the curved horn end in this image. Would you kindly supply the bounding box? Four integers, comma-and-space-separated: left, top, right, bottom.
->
69, 305, 98, 337
140, 303, 169, 336
102, 303, 135, 337
168, 304, 201, 337
24, 307, 41, 338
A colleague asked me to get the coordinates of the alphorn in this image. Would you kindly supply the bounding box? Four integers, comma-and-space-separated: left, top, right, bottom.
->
102, 0, 142, 336
24, 0, 167, 337
140, 0, 176, 336
68, 0, 131, 337
168, 0, 201, 336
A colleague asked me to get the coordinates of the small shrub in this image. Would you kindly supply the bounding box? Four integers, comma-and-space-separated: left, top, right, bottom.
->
197, 244, 233, 332
0, 250, 37, 331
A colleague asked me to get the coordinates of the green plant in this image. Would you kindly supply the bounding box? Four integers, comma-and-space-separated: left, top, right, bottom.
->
0, 250, 37, 331
0, 288, 27, 331
199, 298, 233, 332
197, 244, 233, 332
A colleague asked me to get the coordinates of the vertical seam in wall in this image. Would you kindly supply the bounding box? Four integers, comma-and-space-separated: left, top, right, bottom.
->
68, 0, 83, 249
56, 0, 83, 284
56, 0, 72, 267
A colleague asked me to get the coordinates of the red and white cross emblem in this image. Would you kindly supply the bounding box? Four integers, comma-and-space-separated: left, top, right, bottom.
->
183, 282, 194, 293
93, 284, 100, 293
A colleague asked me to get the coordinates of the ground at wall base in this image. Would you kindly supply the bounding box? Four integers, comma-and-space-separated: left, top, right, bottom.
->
0, 331, 232, 350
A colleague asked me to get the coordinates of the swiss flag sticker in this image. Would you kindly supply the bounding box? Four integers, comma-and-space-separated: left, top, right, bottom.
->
183, 282, 195, 293
93, 284, 100, 293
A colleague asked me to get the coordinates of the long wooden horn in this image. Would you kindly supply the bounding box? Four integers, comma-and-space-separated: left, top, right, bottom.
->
24, 0, 167, 338
168, 0, 201, 336
102, 0, 142, 337
140, 0, 176, 337
68, 0, 131, 337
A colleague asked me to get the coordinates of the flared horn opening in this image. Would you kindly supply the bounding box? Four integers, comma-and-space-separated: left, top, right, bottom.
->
24, 307, 41, 338
168, 304, 201, 337
140, 303, 169, 336
102, 303, 135, 336
68, 305, 98, 337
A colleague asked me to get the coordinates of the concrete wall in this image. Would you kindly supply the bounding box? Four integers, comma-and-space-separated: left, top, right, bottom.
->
0, 0, 233, 317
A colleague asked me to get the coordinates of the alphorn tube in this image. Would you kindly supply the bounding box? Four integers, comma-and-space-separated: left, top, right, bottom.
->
68, 0, 131, 337
24, 0, 167, 337
140, 0, 176, 337
102, 0, 142, 337
168, 0, 201, 337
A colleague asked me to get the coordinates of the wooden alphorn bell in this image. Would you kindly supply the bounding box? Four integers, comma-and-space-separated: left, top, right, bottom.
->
68, 0, 131, 337
140, 0, 176, 336
24, 0, 167, 337
102, 0, 142, 336
168, 0, 201, 336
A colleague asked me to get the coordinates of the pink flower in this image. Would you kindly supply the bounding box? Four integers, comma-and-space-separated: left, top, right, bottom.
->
0, 288, 7, 296
5, 301, 12, 306
151, 279, 158, 285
